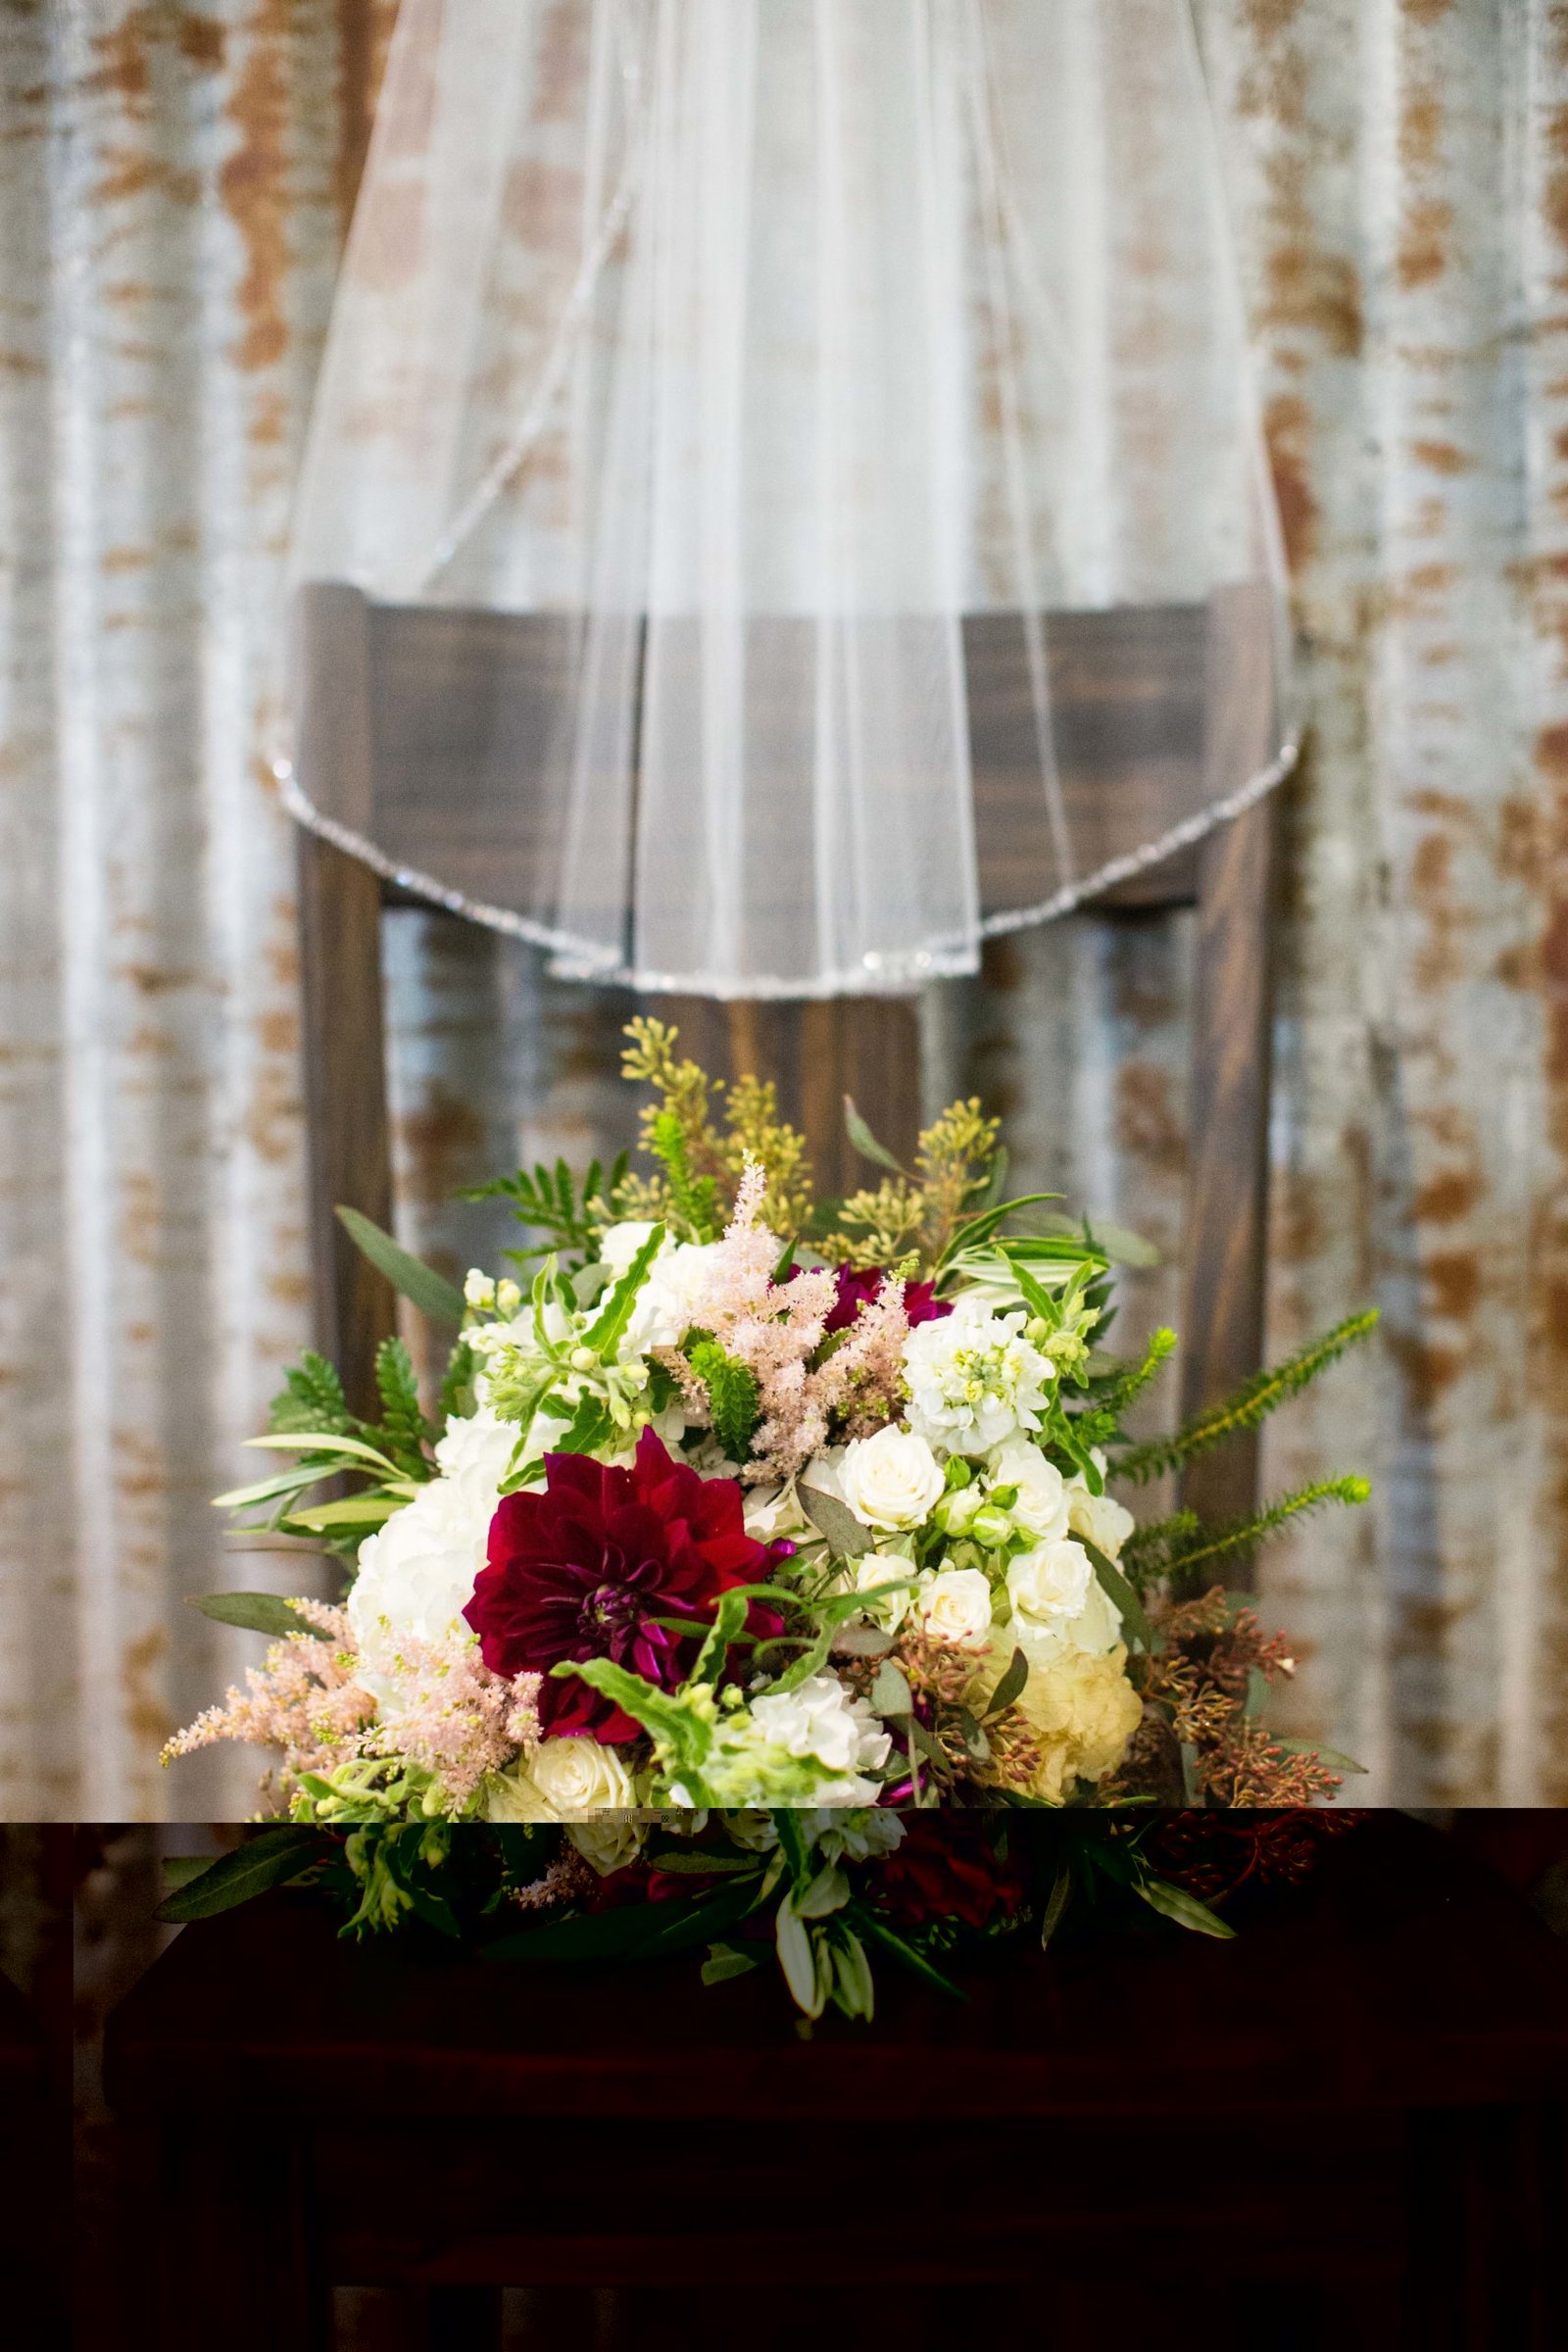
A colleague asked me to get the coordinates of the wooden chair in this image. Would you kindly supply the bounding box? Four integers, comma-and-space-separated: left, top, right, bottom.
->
295, 580, 1282, 1527
105, 1815, 1568, 2350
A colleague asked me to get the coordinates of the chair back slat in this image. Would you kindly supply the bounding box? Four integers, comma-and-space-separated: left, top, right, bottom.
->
291, 580, 1282, 1527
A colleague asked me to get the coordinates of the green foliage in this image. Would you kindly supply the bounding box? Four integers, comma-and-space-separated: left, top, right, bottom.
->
155, 1827, 327, 1922
335, 1206, 466, 1324
187, 1592, 328, 1642
374, 1337, 435, 1477
648, 1108, 723, 1241
269, 1350, 353, 1438
686, 1337, 761, 1460
1091, 1326, 1177, 1418
438, 1339, 478, 1420
1110, 1311, 1380, 1485
1122, 1475, 1373, 1596
465, 1152, 629, 1264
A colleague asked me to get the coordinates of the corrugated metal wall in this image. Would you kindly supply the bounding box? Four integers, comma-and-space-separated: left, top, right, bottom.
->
3, 0, 1564, 1817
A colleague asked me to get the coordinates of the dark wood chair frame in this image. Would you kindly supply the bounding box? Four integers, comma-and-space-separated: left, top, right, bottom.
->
295, 580, 1283, 1529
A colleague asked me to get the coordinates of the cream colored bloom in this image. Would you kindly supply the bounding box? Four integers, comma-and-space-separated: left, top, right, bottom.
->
566, 1814, 646, 1875
917, 1565, 996, 1649
978, 1634, 1143, 1803
486, 1737, 636, 1820
839, 1426, 945, 1531
1064, 1478, 1137, 1561
1005, 1538, 1094, 1635
903, 1300, 1054, 1454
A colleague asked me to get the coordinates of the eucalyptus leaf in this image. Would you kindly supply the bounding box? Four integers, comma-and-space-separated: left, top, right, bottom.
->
1082, 1539, 1154, 1653
701, 1943, 760, 1985
798, 1483, 875, 1558
830, 1621, 894, 1659
870, 1659, 913, 1717
983, 1644, 1030, 1719
842, 1096, 907, 1176
1134, 1871, 1236, 1940
155, 1828, 325, 1922
187, 1592, 329, 1642
1039, 1858, 1074, 1948
335, 1205, 466, 1324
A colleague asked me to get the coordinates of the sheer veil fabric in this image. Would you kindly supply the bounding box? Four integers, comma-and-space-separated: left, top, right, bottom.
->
279, 0, 1294, 999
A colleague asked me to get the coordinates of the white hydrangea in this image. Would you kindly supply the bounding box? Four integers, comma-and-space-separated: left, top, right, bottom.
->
902, 1299, 1054, 1455
599, 1220, 724, 1352
347, 1410, 514, 1699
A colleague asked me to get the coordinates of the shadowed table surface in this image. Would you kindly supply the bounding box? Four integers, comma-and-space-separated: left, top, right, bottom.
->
104, 1816, 1568, 2351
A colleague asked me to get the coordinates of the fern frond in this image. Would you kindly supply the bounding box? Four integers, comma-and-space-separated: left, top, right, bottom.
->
1111, 1310, 1379, 1485
373, 1337, 435, 1478
686, 1339, 761, 1462
269, 1351, 352, 1438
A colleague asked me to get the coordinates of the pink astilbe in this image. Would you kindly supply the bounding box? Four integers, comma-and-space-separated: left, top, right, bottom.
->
677, 1162, 909, 1478
161, 1600, 376, 1802
368, 1633, 542, 1811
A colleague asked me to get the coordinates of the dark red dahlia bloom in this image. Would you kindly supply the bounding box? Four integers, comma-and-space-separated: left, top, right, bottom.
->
465, 1427, 779, 1744
807, 1264, 953, 1334
872, 1818, 1023, 1931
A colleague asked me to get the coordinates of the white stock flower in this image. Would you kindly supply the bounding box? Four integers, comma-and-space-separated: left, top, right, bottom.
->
745, 1673, 892, 1800
903, 1300, 1054, 1455
432, 1408, 517, 1512
838, 1426, 946, 1531
987, 1438, 1070, 1541
1064, 1477, 1137, 1561
632, 1238, 726, 1351
598, 1220, 660, 1276
916, 1566, 996, 1649
1005, 1539, 1094, 1636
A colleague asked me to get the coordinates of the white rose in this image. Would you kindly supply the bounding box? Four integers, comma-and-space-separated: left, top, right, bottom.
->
988, 1438, 1070, 1542
1005, 1538, 1094, 1635
566, 1814, 646, 1875
917, 1565, 996, 1649
902, 1300, 1054, 1455
839, 1426, 945, 1532
527, 1737, 637, 1815
853, 1551, 916, 1633
1065, 1480, 1137, 1561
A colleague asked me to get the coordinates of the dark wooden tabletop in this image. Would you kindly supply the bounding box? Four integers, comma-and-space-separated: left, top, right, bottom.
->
107, 1815, 1568, 2125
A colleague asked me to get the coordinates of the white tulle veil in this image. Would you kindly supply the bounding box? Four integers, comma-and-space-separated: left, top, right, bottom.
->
277, 0, 1294, 998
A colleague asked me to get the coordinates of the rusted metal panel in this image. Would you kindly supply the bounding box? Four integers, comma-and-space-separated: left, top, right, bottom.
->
6, 0, 1567, 1812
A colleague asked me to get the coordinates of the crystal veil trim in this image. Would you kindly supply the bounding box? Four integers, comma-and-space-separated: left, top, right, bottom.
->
275, 730, 1299, 1002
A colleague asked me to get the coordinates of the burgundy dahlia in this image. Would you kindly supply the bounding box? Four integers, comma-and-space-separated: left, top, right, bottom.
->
809, 1264, 954, 1334
465, 1427, 779, 1744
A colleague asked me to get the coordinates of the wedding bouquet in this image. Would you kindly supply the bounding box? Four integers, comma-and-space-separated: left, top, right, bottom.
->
157, 1807, 1358, 2024
168, 1020, 1373, 1823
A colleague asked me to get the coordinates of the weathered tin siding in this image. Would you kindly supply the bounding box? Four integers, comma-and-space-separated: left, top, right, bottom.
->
3, 0, 1565, 1814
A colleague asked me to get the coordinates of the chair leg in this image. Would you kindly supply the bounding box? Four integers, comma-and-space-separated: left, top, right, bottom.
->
155, 2124, 328, 2352
428, 2283, 505, 2350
